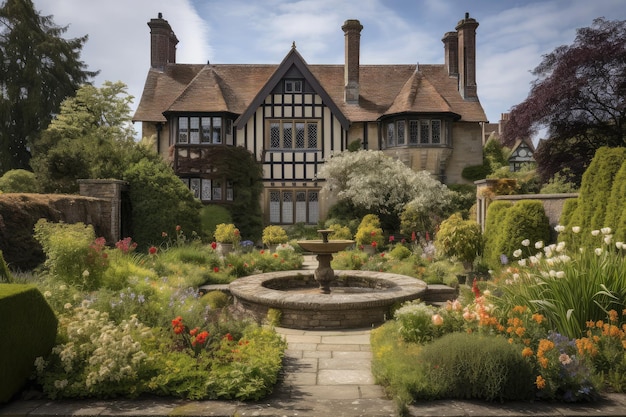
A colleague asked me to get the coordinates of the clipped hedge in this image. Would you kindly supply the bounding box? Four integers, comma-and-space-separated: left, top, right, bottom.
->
560, 147, 626, 246
0, 284, 58, 403
494, 200, 551, 264
416, 332, 535, 401
482, 201, 512, 267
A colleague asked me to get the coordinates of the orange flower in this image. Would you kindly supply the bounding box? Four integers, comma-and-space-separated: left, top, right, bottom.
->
535, 375, 546, 389
515, 327, 526, 337
513, 305, 527, 314
189, 327, 199, 336
596, 320, 604, 328
608, 309, 618, 323
538, 357, 549, 368
532, 313, 544, 324
522, 347, 533, 357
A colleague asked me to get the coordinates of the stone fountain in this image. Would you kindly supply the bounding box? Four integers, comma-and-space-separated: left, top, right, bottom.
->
229, 229, 429, 329
296, 229, 354, 294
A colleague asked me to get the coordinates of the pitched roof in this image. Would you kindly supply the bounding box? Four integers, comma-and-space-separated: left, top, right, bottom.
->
133, 52, 487, 125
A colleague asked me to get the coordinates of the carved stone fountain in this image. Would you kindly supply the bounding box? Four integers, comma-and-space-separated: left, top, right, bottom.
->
296, 229, 354, 294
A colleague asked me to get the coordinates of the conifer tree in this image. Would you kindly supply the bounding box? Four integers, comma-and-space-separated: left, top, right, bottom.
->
0, 0, 97, 175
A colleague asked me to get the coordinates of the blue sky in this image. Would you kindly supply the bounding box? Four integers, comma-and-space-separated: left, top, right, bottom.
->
32, 0, 626, 133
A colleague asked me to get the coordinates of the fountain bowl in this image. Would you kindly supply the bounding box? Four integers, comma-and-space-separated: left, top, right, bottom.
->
296, 239, 354, 254
229, 270, 427, 329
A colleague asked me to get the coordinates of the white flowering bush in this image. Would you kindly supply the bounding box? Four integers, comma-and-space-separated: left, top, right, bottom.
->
318, 150, 454, 220
495, 226, 626, 339
34, 303, 155, 398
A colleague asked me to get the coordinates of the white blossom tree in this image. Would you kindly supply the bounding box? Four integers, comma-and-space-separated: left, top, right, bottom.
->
318, 150, 455, 227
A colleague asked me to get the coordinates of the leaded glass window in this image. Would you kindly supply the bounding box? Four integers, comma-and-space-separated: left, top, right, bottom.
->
409, 120, 419, 144
295, 123, 305, 148
431, 120, 441, 144
397, 120, 405, 145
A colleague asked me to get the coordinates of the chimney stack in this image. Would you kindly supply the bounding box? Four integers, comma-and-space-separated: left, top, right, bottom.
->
148, 13, 179, 70
342, 19, 363, 104
442, 31, 458, 76
455, 12, 479, 100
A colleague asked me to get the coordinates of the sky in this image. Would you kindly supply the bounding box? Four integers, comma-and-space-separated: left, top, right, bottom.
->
31, 0, 626, 133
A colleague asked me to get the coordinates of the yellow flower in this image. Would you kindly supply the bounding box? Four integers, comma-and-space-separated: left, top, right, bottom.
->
535, 375, 546, 389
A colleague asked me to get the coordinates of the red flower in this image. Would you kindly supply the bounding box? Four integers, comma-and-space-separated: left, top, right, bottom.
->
149, 246, 157, 255
189, 327, 199, 336
472, 278, 481, 298
195, 331, 209, 345
371, 241, 377, 247
370, 231, 376, 236
176, 225, 181, 231
381, 253, 385, 257
171, 316, 183, 327
224, 333, 234, 341
389, 235, 395, 242
211, 241, 217, 250
411, 231, 416, 242
425, 231, 430, 241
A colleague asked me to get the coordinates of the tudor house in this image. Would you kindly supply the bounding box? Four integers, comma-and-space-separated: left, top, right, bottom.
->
133, 13, 488, 225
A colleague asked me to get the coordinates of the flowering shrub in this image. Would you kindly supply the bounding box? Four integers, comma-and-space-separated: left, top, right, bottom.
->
214, 223, 240, 244
495, 226, 626, 339
354, 214, 384, 248
261, 225, 288, 246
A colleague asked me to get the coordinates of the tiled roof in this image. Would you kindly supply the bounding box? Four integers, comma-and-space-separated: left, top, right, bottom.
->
133, 57, 487, 124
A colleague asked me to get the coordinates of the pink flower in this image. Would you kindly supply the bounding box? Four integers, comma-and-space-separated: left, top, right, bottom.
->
432, 314, 444, 326
389, 235, 395, 242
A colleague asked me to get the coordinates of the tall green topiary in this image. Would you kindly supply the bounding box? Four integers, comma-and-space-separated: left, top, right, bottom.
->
483, 201, 512, 267
494, 200, 551, 265
0, 284, 58, 403
605, 159, 626, 238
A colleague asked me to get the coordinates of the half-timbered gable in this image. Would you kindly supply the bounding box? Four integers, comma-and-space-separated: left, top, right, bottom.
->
134, 13, 488, 225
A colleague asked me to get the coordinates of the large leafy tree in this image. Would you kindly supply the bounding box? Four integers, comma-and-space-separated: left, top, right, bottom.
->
503, 18, 626, 184
31, 81, 138, 193
0, 0, 96, 175
319, 150, 455, 231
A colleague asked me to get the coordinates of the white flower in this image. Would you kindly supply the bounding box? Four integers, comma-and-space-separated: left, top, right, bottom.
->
556, 271, 566, 279
604, 235, 612, 245
535, 241, 544, 249
616, 242, 624, 250
554, 224, 565, 233
82, 269, 90, 277
518, 259, 526, 267
591, 230, 600, 236
572, 226, 581, 234
521, 239, 530, 247
595, 247, 603, 256
43, 291, 52, 298
529, 256, 539, 265
59, 285, 67, 291
512, 273, 520, 280
546, 258, 555, 267
513, 249, 522, 258
559, 353, 572, 365
556, 242, 566, 252
549, 270, 557, 277
64, 303, 73, 310
601, 227, 612, 235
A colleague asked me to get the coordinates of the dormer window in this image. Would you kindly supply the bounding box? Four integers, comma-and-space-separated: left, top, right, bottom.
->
284, 79, 303, 93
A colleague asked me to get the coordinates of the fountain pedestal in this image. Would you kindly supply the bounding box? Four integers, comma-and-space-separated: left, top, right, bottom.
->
297, 229, 354, 294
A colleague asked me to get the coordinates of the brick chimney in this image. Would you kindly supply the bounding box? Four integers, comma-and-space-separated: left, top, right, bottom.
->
342, 19, 363, 104
442, 31, 458, 76
148, 13, 179, 70
456, 12, 479, 100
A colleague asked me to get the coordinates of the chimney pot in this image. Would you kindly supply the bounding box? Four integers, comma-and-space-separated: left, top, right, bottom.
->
148, 15, 179, 70
455, 14, 479, 100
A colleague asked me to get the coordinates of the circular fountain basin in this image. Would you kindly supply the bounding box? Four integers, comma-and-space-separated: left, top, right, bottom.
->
297, 239, 354, 254
229, 270, 427, 330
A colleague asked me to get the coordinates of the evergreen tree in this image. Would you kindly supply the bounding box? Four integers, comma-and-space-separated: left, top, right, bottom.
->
0, 0, 97, 175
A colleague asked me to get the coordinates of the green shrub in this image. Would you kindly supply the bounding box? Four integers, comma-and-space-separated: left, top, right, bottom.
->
540, 168, 579, 194
0, 169, 40, 193
0, 284, 57, 403
261, 225, 288, 246
461, 164, 491, 181
435, 213, 482, 271
199, 205, 232, 243
416, 332, 535, 401
389, 244, 412, 260
394, 301, 437, 344
605, 159, 626, 242
482, 201, 512, 267
327, 223, 353, 240
492, 200, 550, 266
33, 220, 107, 290
123, 158, 201, 248
202, 291, 230, 309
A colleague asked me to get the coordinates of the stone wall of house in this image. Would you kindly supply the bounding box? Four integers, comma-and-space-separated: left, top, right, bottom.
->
446, 122, 484, 184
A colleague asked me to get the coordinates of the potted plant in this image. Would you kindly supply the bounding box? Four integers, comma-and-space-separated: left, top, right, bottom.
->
262, 225, 288, 251
213, 223, 240, 254
354, 214, 384, 254
434, 213, 483, 281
